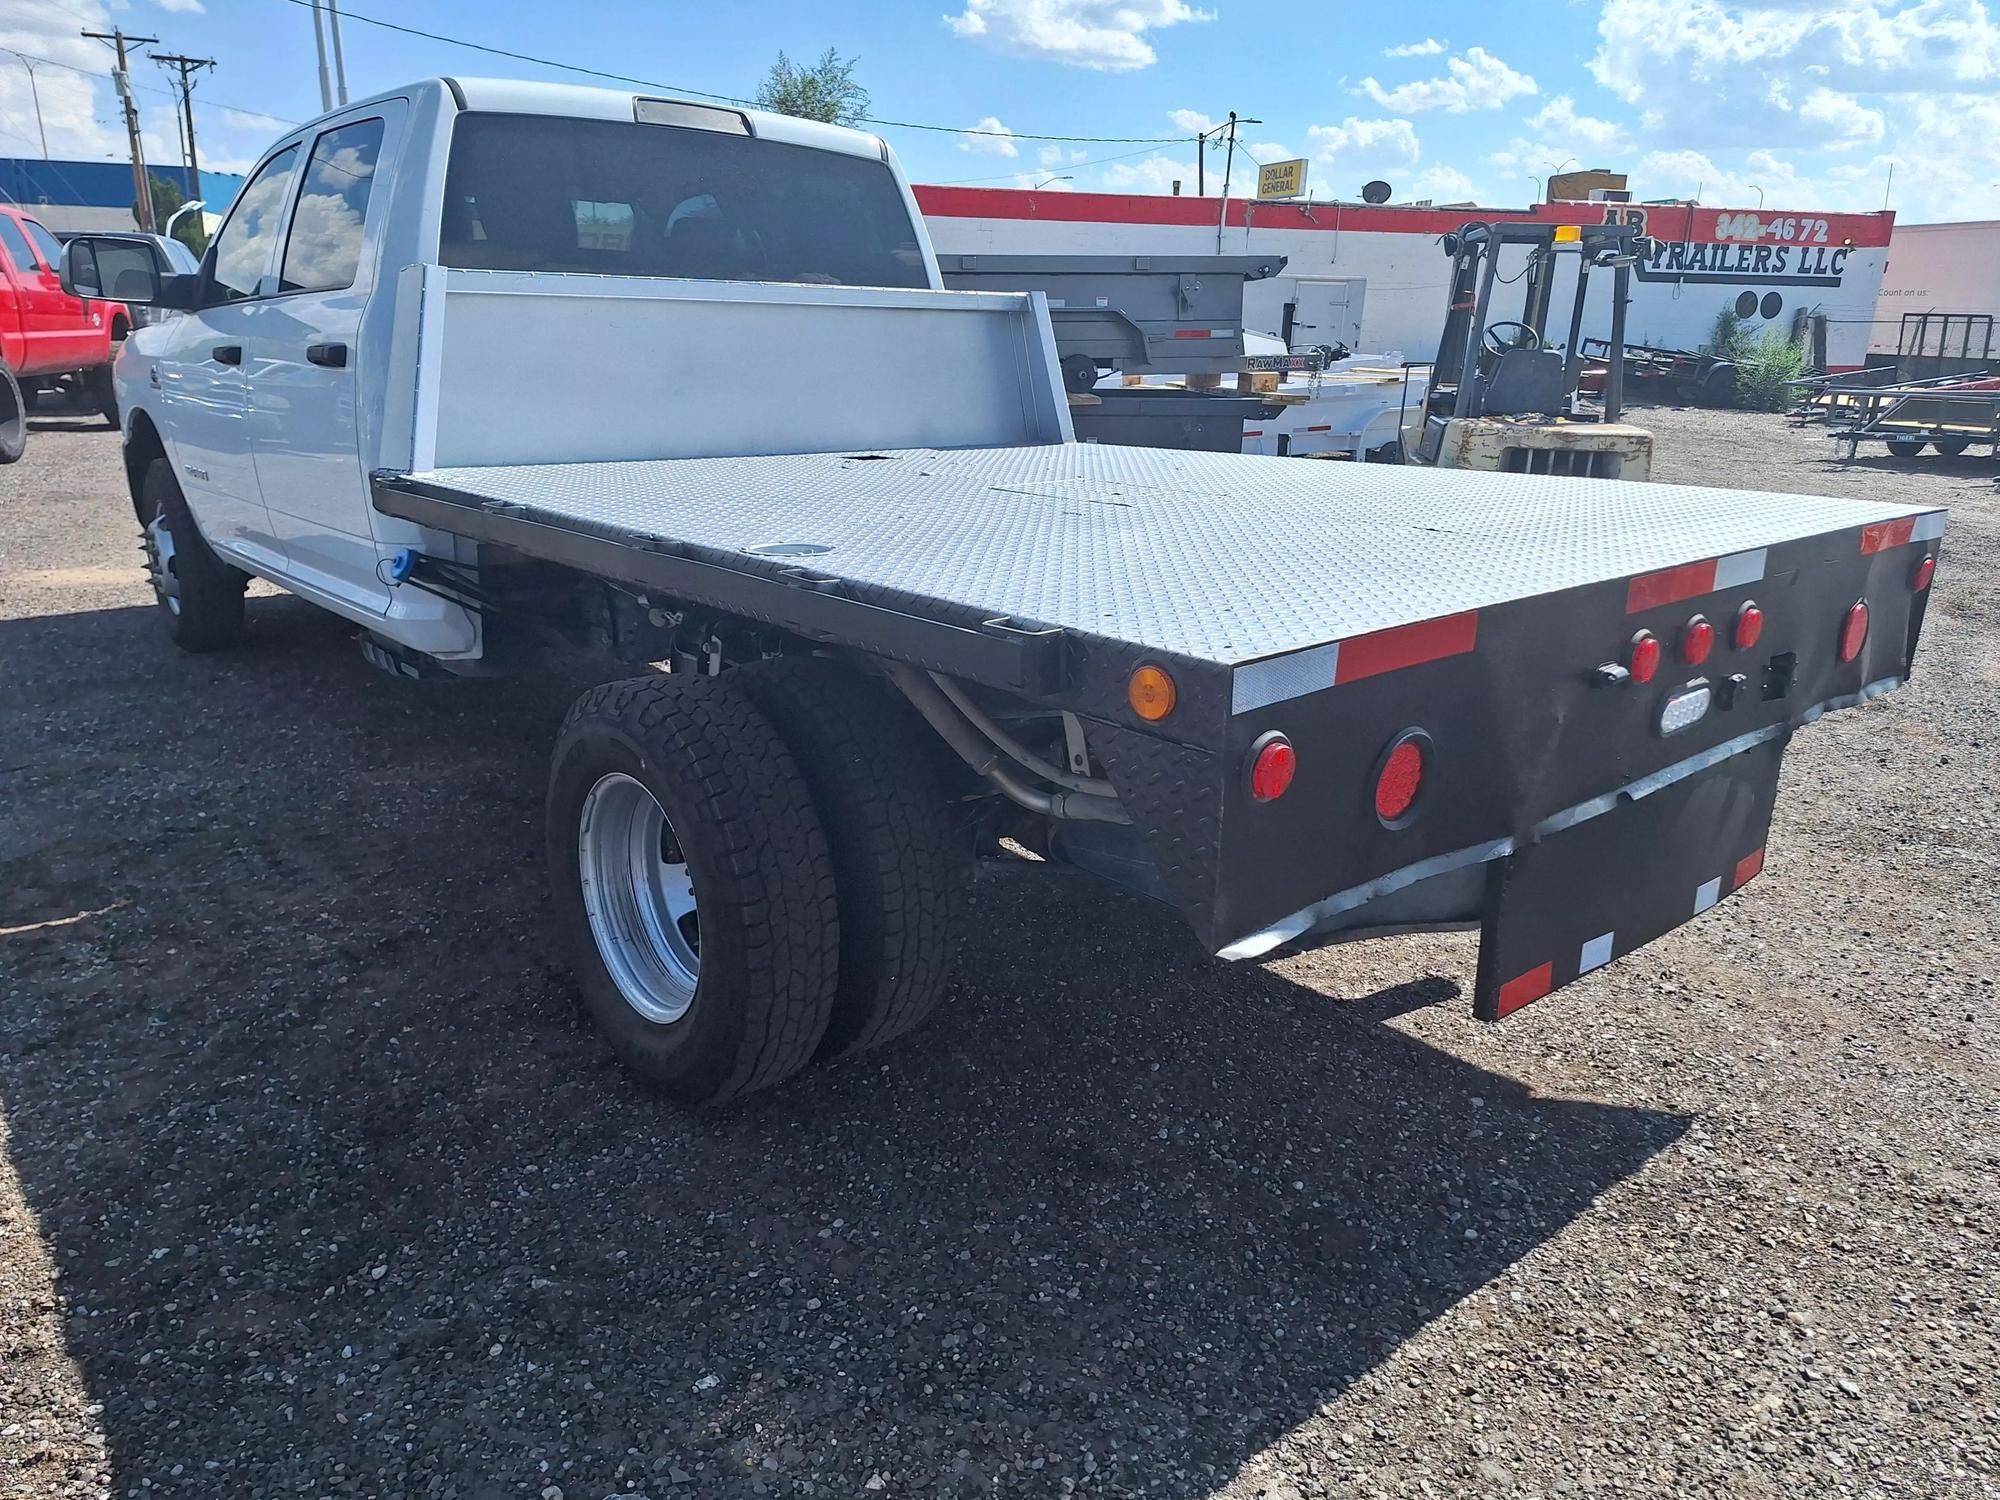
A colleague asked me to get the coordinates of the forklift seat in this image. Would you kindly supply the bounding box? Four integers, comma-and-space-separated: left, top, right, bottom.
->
1475, 346, 1566, 417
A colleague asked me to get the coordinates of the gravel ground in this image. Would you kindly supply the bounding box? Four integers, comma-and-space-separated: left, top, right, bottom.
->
0, 399, 1994, 1499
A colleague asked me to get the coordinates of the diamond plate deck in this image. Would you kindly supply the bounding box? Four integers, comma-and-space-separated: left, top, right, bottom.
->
397, 444, 1938, 668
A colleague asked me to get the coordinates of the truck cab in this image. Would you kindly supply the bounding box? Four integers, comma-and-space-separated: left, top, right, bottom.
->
73, 78, 937, 652
0, 202, 125, 457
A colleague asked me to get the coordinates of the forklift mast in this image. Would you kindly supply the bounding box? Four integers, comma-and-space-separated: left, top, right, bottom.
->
1422, 220, 1643, 453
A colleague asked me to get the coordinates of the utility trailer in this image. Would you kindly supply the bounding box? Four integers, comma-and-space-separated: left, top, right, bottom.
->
63, 78, 1950, 1108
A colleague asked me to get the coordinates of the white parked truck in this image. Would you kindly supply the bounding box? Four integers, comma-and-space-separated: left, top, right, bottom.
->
61, 79, 1948, 1105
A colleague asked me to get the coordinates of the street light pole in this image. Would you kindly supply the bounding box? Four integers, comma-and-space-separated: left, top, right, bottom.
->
17, 56, 49, 158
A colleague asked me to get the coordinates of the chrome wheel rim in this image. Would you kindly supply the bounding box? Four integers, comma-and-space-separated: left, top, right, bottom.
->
144, 515, 181, 616
576, 772, 700, 1023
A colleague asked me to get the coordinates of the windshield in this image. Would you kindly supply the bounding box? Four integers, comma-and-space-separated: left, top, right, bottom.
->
440, 113, 928, 289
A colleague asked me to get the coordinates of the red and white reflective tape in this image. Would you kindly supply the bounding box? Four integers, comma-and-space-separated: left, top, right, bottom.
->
1231, 611, 1480, 714
1861, 510, 1947, 554
1626, 548, 1767, 614
1172, 328, 1237, 339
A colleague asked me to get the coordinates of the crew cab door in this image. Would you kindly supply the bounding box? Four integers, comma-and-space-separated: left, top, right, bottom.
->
20, 216, 108, 369
243, 104, 400, 609
153, 140, 304, 570
0, 212, 99, 376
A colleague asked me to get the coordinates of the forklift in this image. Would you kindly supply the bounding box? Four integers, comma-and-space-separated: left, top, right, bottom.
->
1408, 220, 1655, 479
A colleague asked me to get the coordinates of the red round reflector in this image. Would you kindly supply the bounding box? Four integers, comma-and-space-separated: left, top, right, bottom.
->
1374, 739, 1426, 824
1249, 735, 1296, 802
1627, 631, 1662, 685
1682, 615, 1715, 665
1733, 601, 1764, 650
1838, 600, 1869, 663
1911, 555, 1936, 592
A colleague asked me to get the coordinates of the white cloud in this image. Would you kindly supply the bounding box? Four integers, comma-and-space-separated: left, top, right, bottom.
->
1245, 140, 1296, 165
1523, 96, 1627, 155
154, 0, 206, 12
0, 0, 129, 160
1168, 107, 1218, 134
1383, 37, 1447, 58
1800, 87, 1885, 146
1357, 46, 1538, 113
1406, 165, 1480, 203
1305, 116, 1421, 167
1009, 171, 1077, 191
942, 0, 1214, 71
1100, 152, 1197, 193
958, 116, 1019, 157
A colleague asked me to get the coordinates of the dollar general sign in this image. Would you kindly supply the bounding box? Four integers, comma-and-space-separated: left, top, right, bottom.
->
1256, 159, 1308, 200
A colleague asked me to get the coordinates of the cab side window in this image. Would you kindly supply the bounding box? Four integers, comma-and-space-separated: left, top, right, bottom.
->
208, 144, 303, 303
0, 216, 35, 273
22, 219, 63, 271
280, 118, 386, 294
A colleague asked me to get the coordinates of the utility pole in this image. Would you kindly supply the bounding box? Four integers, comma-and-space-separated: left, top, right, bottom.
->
16, 56, 50, 158
310, 0, 334, 112
1194, 110, 1259, 199
326, 0, 350, 105
1209, 111, 1260, 251
152, 53, 216, 212
83, 27, 160, 231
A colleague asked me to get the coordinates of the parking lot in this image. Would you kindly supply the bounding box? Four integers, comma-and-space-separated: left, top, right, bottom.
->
1, 401, 1995, 1497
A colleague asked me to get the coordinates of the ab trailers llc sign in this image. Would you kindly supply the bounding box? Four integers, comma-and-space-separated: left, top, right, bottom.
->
1604, 206, 1855, 287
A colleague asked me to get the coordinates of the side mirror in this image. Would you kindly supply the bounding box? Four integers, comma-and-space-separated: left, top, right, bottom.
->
60, 235, 197, 310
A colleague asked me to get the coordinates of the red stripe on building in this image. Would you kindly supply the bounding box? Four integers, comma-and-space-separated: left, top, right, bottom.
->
1335, 611, 1479, 685
1496, 962, 1555, 1018
1859, 517, 1916, 554
1626, 559, 1719, 613
910, 185, 1898, 248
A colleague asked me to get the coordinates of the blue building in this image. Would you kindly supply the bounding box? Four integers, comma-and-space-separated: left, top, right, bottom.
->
0, 158, 245, 235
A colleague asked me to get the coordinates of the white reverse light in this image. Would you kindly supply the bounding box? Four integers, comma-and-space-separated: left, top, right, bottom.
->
1658, 680, 1712, 737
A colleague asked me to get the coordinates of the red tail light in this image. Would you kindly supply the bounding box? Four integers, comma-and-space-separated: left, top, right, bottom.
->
1911, 556, 1936, 592
1374, 734, 1428, 825
1838, 600, 1869, 663
1249, 733, 1296, 802
1733, 602, 1764, 650
1681, 615, 1715, 665
1627, 630, 1662, 684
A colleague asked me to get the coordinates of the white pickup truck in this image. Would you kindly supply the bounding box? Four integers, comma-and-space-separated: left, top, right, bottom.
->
61, 79, 1947, 1105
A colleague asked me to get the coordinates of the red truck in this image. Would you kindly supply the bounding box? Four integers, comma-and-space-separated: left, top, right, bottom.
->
0, 203, 128, 463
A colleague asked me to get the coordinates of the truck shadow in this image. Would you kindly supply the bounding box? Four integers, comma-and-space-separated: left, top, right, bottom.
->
0, 598, 1687, 1498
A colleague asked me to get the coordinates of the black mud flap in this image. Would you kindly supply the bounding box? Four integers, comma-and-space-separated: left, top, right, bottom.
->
1473, 734, 1788, 1021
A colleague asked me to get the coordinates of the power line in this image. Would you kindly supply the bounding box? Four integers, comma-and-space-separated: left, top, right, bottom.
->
935, 140, 1182, 186
0, 46, 297, 130
261, 0, 1181, 146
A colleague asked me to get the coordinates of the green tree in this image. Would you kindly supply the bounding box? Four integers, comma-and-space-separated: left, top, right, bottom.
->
144, 173, 210, 258
755, 48, 870, 126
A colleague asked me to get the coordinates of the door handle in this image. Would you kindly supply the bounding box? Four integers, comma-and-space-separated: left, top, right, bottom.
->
211, 344, 243, 366
306, 342, 348, 368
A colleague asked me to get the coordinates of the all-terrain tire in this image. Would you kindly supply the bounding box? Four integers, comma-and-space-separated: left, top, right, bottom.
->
0, 362, 23, 464
738, 656, 965, 1060
547, 673, 841, 1105
141, 459, 246, 650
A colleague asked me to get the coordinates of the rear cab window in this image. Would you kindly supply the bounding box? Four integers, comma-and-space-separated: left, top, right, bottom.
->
280, 117, 387, 294
439, 113, 927, 289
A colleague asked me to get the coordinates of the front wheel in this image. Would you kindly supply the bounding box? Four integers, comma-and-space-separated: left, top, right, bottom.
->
0, 362, 23, 464
547, 674, 841, 1106
140, 459, 246, 650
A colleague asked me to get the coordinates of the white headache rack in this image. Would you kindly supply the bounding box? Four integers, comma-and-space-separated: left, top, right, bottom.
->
380, 265, 1074, 473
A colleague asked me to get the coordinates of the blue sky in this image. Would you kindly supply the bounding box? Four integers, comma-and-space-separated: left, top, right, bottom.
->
5, 0, 1997, 222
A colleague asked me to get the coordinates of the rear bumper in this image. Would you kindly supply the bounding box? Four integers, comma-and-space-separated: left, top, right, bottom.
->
1218, 675, 1902, 961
